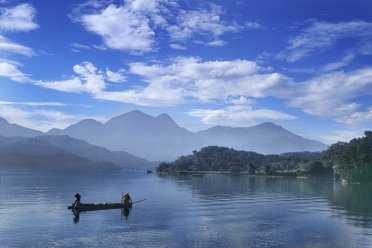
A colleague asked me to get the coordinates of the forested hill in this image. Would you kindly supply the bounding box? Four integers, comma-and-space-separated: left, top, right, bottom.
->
0, 135, 155, 171
157, 131, 372, 182
157, 146, 326, 176
323, 131, 372, 182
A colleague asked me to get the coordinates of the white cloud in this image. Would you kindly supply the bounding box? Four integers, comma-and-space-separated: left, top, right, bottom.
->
36, 62, 129, 95
33, 58, 291, 106
245, 21, 263, 29
169, 43, 186, 50
0, 35, 33, 56
127, 0, 166, 13
105, 68, 126, 83
337, 108, 372, 125
321, 52, 355, 72
0, 101, 66, 107
92, 44, 107, 50
229, 96, 256, 106
189, 105, 296, 127
279, 21, 372, 62
0, 3, 38, 32
73, 62, 106, 93
321, 129, 365, 144
73, 1, 239, 53
0, 61, 30, 82
207, 39, 226, 47
289, 67, 372, 124
0, 4, 37, 78
35, 77, 86, 93
0, 99, 111, 133
30, 58, 372, 128
95, 86, 185, 106
0, 105, 72, 132
35, 62, 106, 93
167, 4, 239, 42
77, 2, 156, 53
124, 61, 372, 125
129, 57, 292, 103
70, 42, 91, 52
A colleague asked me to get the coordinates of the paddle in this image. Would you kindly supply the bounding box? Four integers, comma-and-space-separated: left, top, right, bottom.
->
121, 199, 146, 219
131, 198, 147, 205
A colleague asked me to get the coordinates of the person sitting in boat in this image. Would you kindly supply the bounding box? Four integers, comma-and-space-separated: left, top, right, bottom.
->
122, 192, 132, 205
73, 193, 81, 207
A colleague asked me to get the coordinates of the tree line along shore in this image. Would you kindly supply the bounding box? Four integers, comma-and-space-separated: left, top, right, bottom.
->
157, 131, 372, 183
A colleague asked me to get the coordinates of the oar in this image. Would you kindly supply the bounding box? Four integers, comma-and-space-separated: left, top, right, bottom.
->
132, 198, 146, 204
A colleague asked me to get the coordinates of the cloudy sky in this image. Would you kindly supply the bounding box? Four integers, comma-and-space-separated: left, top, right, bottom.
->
0, 0, 371, 144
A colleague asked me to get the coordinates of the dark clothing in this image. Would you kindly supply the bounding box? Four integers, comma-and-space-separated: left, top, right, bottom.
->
123, 193, 132, 205
73, 193, 81, 207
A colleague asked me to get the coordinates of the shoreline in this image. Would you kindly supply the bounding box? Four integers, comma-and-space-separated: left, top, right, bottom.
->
157, 170, 312, 179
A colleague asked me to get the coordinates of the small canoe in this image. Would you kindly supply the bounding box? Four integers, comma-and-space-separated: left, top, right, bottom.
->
68, 202, 132, 211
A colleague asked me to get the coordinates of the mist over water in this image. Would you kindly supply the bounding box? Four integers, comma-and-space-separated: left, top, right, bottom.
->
1, 169, 372, 248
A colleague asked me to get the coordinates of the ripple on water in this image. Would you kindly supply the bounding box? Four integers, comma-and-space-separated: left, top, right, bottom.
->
2, 172, 372, 248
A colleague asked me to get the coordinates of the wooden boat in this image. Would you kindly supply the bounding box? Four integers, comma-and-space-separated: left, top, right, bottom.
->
68, 202, 132, 211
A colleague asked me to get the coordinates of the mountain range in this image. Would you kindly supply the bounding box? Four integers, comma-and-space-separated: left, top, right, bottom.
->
0, 134, 155, 171
0, 135, 117, 171
196, 123, 327, 155
48, 110, 203, 161
0, 117, 43, 137
0, 110, 328, 162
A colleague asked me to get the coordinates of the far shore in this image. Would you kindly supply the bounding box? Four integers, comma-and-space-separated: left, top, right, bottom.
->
157, 170, 314, 179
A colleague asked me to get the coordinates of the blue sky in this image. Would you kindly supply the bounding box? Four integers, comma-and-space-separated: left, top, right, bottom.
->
0, 0, 371, 144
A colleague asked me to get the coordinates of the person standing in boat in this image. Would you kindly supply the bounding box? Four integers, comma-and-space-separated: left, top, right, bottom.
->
73, 193, 81, 207
122, 192, 132, 205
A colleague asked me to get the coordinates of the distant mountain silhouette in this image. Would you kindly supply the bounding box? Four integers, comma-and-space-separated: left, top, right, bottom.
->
0, 117, 43, 137
46, 110, 327, 161
48, 119, 103, 137
0, 135, 155, 170
196, 122, 327, 154
0, 111, 328, 161
49, 110, 203, 161
35, 135, 155, 169
0, 136, 118, 171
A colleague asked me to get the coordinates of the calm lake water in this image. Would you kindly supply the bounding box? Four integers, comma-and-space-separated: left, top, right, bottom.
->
1, 169, 372, 248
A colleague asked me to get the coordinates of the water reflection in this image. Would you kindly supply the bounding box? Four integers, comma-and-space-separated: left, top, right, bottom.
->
71, 206, 132, 223
122, 206, 132, 220
72, 210, 80, 223
2, 169, 372, 248
324, 182, 372, 228
160, 174, 372, 228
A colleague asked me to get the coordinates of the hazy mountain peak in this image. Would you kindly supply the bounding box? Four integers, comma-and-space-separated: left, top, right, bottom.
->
124, 110, 150, 118
156, 113, 171, 119
197, 121, 327, 155
65, 118, 103, 130
106, 110, 152, 124
255, 122, 285, 131
128, 109, 146, 115
155, 113, 178, 126
0, 117, 43, 137
257, 122, 277, 126
77, 118, 102, 126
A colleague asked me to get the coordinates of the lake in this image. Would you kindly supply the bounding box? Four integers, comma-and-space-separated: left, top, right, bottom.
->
1, 169, 372, 248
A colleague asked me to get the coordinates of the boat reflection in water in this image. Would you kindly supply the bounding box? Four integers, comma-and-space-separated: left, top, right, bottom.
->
71, 205, 132, 223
